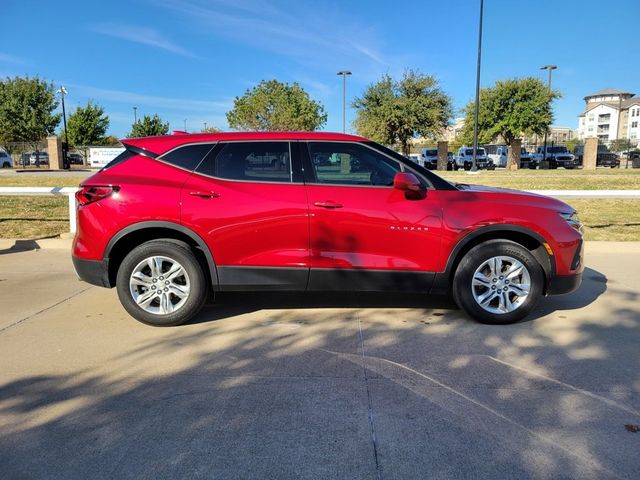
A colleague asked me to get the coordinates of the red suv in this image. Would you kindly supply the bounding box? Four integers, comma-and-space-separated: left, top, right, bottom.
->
72, 132, 583, 326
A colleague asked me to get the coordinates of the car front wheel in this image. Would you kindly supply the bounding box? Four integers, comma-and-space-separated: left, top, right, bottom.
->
116, 240, 208, 326
453, 240, 543, 324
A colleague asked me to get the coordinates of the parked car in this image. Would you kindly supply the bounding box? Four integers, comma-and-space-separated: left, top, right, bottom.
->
408, 153, 421, 165
532, 146, 578, 169
573, 145, 620, 168
519, 148, 537, 169
67, 152, 84, 165
453, 146, 493, 170
486, 145, 508, 168
29, 152, 49, 165
0, 149, 12, 168
72, 131, 584, 327
420, 148, 439, 169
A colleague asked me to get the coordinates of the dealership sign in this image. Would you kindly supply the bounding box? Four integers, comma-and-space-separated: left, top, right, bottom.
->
89, 147, 125, 168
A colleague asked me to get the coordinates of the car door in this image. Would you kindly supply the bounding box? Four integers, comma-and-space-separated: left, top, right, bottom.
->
180, 140, 310, 290
301, 141, 443, 292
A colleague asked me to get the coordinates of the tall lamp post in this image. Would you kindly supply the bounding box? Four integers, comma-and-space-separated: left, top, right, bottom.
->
471, 0, 484, 171
133, 106, 138, 124
57, 86, 69, 169
184, 118, 187, 132
540, 65, 557, 164
336, 70, 352, 133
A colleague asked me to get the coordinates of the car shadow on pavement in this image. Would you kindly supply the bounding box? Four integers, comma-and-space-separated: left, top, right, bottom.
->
0, 239, 41, 255
192, 291, 459, 325
189, 267, 607, 326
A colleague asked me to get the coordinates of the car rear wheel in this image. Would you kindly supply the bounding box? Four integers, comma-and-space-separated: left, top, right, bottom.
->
116, 240, 207, 326
453, 240, 543, 324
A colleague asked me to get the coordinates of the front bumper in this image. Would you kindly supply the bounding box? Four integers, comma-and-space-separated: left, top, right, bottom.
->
72, 256, 112, 288
547, 272, 582, 295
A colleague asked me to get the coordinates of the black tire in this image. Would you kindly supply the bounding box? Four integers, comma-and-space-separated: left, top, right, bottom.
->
452, 240, 543, 324
116, 239, 208, 326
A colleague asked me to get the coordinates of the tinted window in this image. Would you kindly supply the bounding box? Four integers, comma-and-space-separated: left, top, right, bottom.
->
307, 142, 401, 186
197, 142, 291, 183
161, 143, 214, 171
100, 150, 135, 171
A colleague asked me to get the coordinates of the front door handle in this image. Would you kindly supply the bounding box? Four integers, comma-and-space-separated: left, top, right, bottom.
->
189, 191, 220, 199
314, 200, 343, 209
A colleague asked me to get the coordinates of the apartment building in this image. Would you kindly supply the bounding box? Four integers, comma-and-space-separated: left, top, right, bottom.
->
576, 88, 640, 143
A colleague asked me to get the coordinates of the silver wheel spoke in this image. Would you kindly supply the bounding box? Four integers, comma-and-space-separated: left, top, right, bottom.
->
505, 261, 524, 280
131, 271, 153, 286
168, 283, 189, 298
166, 264, 185, 281
135, 289, 156, 307
478, 289, 497, 305
472, 272, 491, 287
159, 293, 173, 314
509, 283, 530, 296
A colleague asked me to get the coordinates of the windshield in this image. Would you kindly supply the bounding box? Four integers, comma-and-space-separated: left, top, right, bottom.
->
548, 146, 568, 153
424, 150, 437, 156
464, 148, 485, 156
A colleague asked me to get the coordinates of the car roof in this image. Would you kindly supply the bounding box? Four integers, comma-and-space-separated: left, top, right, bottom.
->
122, 131, 369, 155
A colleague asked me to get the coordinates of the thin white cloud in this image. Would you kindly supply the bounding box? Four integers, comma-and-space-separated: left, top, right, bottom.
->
66, 83, 232, 113
0, 53, 26, 65
90, 23, 196, 58
155, 0, 390, 69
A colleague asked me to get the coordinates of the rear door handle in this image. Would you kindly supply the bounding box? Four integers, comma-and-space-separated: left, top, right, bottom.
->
313, 200, 343, 209
189, 191, 220, 199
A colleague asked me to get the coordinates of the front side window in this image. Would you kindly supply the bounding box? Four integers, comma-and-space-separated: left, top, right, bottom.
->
197, 141, 292, 183
307, 142, 401, 186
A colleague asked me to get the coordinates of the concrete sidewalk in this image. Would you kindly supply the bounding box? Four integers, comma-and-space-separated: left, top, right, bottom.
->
0, 243, 639, 479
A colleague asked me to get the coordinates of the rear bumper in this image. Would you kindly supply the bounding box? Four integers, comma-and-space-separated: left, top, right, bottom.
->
72, 256, 112, 288
547, 272, 582, 295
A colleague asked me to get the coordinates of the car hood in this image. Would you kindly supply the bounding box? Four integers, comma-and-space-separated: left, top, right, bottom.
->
455, 183, 574, 212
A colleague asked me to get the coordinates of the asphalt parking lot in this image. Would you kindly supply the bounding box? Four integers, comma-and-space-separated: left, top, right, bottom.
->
0, 241, 639, 479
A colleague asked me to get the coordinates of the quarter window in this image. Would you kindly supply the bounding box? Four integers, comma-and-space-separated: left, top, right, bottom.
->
161, 143, 214, 171
307, 142, 401, 186
197, 142, 292, 183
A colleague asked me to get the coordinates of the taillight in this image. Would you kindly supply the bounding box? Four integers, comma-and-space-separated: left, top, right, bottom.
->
75, 186, 119, 206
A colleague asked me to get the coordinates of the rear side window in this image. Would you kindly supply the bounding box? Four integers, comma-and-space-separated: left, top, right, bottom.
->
196, 142, 292, 183
160, 143, 214, 171
100, 150, 136, 171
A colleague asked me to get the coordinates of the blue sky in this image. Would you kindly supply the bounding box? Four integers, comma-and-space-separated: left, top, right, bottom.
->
2, 0, 639, 137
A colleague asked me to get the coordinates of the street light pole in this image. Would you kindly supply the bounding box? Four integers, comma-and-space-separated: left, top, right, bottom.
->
337, 70, 352, 133
133, 106, 138, 124
184, 119, 187, 132
204, 122, 208, 131
57, 86, 68, 168
540, 65, 557, 164
471, 0, 484, 171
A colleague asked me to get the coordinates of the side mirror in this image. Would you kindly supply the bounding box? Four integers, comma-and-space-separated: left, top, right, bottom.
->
393, 172, 426, 199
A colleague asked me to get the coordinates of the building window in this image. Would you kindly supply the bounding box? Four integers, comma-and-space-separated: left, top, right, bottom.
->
632, 121, 638, 128
598, 114, 611, 123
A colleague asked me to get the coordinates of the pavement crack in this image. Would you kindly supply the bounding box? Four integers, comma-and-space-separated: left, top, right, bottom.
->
357, 313, 382, 480
0, 286, 92, 333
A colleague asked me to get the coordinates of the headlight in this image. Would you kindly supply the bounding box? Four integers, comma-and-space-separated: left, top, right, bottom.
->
560, 211, 583, 234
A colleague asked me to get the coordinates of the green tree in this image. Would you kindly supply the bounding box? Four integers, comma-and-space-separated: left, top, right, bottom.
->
566, 137, 583, 153
352, 70, 453, 156
128, 114, 170, 137
65, 101, 110, 147
101, 135, 121, 146
0, 76, 61, 150
461, 77, 559, 164
226, 80, 327, 131
201, 126, 222, 133
609, 138, 633, 153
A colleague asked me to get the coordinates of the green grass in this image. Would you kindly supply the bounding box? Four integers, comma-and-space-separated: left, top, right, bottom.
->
438, 168, 640, 190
